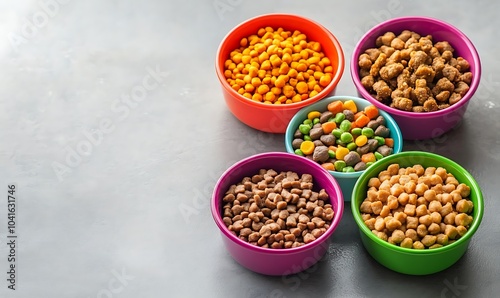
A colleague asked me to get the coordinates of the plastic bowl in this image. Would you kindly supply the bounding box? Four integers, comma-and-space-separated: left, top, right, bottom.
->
216, 13, 344, 133
350, 16, 481, 140
285, 96, 403, 201
351, 151, 484, 275
211, 152, 344, 276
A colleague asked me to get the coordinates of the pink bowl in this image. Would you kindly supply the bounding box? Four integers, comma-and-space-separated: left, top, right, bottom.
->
350, 16, 481, 140
211, 152, 344, 276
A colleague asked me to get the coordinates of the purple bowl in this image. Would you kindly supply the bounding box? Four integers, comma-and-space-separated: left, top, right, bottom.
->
211, 152, 344, 276
350, 16, 481, 140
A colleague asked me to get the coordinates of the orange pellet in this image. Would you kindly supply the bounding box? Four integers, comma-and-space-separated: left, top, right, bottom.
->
364, 105, 379, 119
355, 114, 370, 127
327, 101, 344, 114
322, 163, 335, 171
321, 121, 337, 134
224, 27, 334, 104
362, 153, 377, 163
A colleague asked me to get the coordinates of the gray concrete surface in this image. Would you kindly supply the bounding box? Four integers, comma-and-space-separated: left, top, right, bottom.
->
0, 0, 498, 297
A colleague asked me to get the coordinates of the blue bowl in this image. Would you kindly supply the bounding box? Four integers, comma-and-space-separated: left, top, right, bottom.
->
285, 96, 403, 201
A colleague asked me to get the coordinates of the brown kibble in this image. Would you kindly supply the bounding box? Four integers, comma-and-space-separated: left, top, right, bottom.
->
276, 201, 287, 210
373, 230, 388, 241
436, 234, 449, 246
404, 204, 416, 216
457, 225, 468, 237
428, 223, 441, 235
424, 189, 437, 202
391, 229, 405, 244
400, 237, 413, 248
298, 214, 310, 224
419, 214, 432, 227
412, 241, 425, 249
371, 201, 383, 215
374, 218, 386, 231
405, 228, 418, 241
428, 200, 442, 213
303, 233, 316, 244
430, 212, 442, 224
421, 235, 437, 247
415, 204, 428, 217
455, 213, 472, 227
386, 218, 402, 231
380, 205, 391, 218
456, 199, 473, 214
417, 224, 428, 238
443, 212, 456, 225
445, 225, 458, 239
406, 216, 418, 229
387, 195, 399, 210
311, 217, 326, 228
456, 183, 471, 198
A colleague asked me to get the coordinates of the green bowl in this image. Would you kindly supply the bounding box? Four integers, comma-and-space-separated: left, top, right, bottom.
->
351, 151, 484, 275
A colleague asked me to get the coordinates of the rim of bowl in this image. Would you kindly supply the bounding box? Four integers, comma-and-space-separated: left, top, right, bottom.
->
351, 151, 484, 255
216, 13, 345, 110
211, 152, 345, 254
284, 95, 404, 178
350, 16, 482, 118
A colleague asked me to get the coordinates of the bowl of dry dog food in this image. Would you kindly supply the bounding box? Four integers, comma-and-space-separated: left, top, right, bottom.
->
285, 96, 403, 201
211, 152, 344, 275
351, 151, 484, 275
216, 13, 344, 133
350, 16, 481, 140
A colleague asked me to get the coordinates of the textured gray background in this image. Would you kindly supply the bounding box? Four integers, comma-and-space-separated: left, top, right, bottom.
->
0, 0, 498, 297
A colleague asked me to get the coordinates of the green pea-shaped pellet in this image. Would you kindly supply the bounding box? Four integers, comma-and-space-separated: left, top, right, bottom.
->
313, 118, 320, 125
303, 119, 312, 126
336, 139, 346, 146
342, 166, 355, 173
340, 132, 353, 143
374, 152, 384, 160
340, 120, 352, 132
304, 135, 312, 141
374, 136, 385, 145
362, 127, 374, 137
332, 128, 343, 138
351, 128, 362, 136
334, 160, 346, 172
295, 149, 304, 156
334, 112, 345, 123
299, 124, 311, 135
328, 150, 336, 159
366, 162, 374, 167
346, 142, 357, 151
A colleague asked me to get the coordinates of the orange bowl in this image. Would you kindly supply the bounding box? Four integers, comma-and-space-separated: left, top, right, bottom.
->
216, 14, 345, 133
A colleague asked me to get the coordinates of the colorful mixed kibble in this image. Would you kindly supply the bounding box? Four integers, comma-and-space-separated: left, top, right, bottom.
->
292, 100, 394, 172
